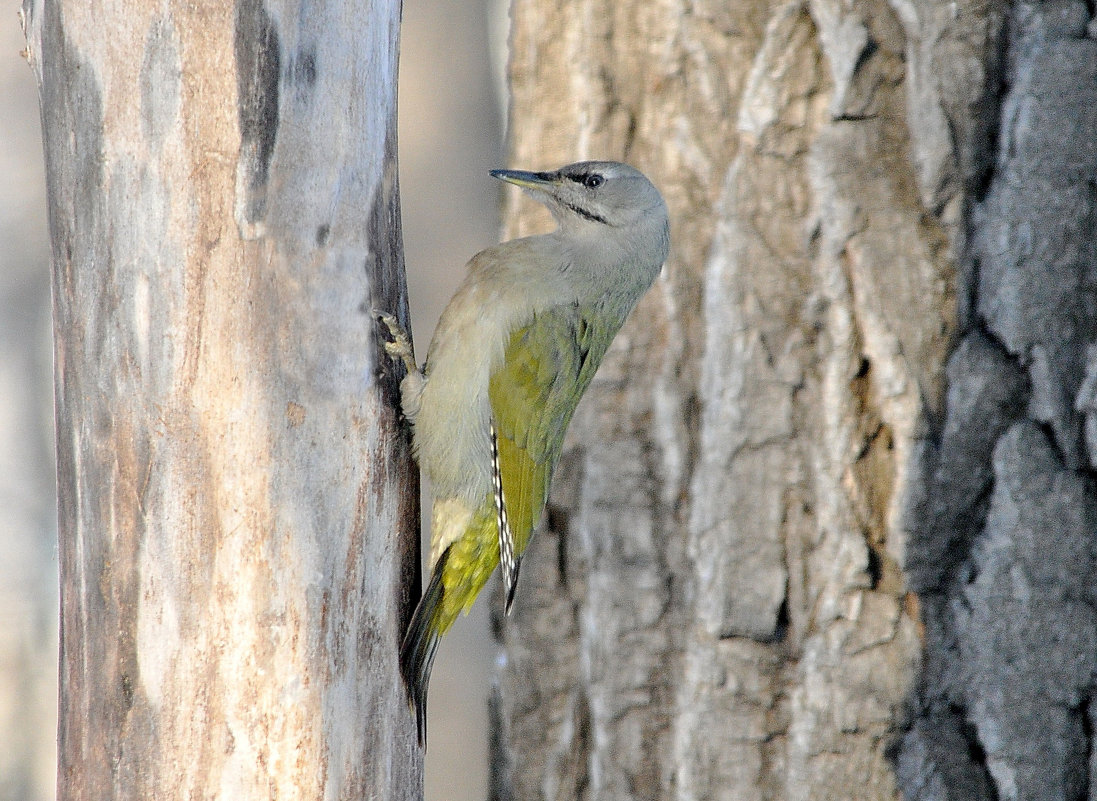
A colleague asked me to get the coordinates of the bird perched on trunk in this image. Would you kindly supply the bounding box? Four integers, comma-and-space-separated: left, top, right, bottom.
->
378, 160, 669, 745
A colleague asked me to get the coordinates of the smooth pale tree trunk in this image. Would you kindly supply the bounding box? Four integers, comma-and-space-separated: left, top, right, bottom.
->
20, 0, 422, 797
491, 0, 1097, 799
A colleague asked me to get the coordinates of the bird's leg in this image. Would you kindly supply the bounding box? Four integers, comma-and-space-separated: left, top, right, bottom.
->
374, 310, 418, 375
374, 310, 425, 425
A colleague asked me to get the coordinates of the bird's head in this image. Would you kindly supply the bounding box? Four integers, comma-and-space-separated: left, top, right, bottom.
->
491, 161, 666, 233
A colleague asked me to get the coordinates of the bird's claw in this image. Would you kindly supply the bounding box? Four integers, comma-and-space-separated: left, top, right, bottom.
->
374, 309, 417, 374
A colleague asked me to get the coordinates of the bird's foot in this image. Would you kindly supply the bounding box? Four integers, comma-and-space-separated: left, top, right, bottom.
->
374, 310, 417, 375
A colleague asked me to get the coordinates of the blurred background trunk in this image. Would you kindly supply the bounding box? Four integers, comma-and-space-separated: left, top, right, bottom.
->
19, 0, 421, 796
492, 0, 1097, 799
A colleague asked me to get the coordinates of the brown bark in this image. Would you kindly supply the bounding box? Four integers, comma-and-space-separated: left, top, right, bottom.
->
491, 0, 1097, 799
21, 0, 422, 796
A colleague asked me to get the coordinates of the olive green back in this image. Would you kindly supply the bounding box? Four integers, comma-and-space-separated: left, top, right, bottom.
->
488, 303, 620, 560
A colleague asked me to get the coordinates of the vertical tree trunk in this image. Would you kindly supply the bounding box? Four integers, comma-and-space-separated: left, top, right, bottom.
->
492, 0, 1097, 799
20, 0, 421, 796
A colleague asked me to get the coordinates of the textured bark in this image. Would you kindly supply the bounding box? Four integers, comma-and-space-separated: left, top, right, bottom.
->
21, 0, 421, 797
896, 3, 1097, 799
492, 0, 1097, 799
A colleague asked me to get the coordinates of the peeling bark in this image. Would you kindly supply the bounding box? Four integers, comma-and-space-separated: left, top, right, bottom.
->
21, 0, 421, 796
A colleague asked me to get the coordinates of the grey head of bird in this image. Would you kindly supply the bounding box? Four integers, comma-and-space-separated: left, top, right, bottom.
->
490, 160, 667, 234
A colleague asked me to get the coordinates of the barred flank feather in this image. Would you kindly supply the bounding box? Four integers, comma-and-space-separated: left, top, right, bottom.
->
399, 547, 449, 746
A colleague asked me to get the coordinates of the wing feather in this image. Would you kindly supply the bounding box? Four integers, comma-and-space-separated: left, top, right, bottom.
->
488, 302, 619, 604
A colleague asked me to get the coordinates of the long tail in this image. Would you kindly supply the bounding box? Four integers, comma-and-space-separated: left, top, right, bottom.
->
399, 548, 448, 746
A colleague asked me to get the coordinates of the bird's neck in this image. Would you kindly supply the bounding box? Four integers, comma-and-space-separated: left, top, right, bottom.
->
546, 225, 662, 315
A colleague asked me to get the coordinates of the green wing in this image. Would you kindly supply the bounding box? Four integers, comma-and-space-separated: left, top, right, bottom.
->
488, 302, 620, 604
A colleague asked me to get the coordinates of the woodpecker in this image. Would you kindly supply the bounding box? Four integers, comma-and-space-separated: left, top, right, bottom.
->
378, 160, 669, 745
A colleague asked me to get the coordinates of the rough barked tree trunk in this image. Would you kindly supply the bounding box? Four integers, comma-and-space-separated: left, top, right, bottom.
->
491, 0, 1097, 799
20, 0, 422, 797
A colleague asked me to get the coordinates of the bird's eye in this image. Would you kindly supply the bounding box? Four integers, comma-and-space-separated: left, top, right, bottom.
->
584, 174, 605, 189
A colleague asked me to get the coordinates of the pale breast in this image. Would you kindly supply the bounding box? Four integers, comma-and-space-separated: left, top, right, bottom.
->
412, 238, 572, 505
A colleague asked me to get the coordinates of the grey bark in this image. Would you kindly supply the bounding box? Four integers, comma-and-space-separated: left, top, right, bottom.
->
490, 0, 1097, 799
20, 0, 422, 797
896, 3, 1097, 799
